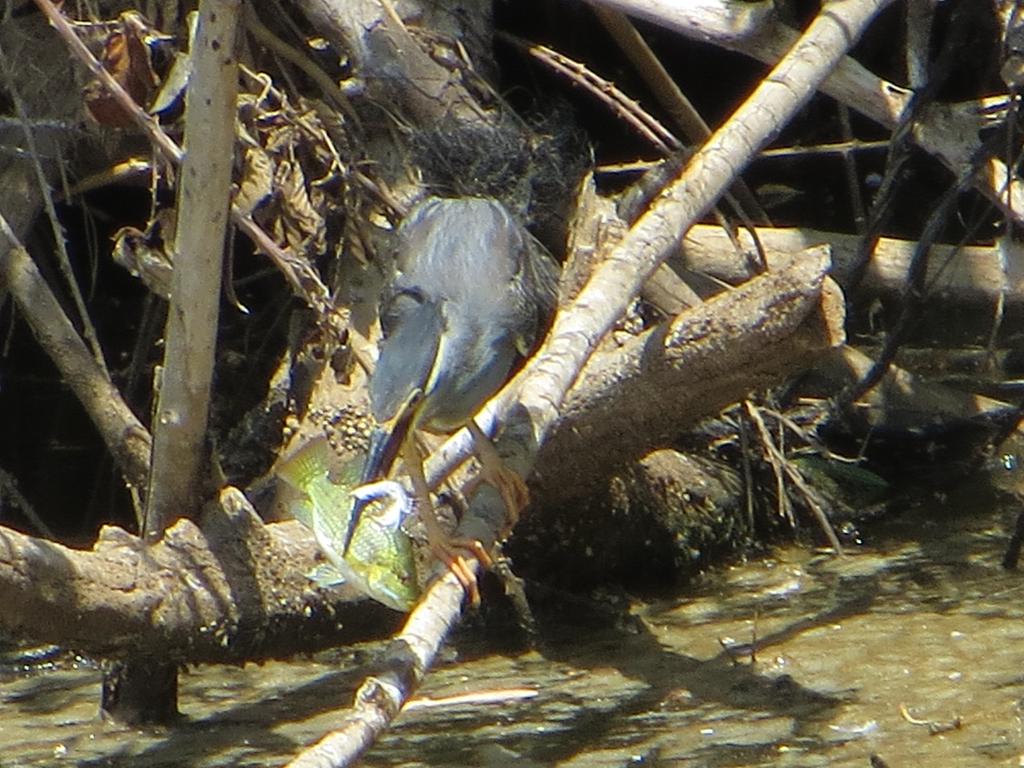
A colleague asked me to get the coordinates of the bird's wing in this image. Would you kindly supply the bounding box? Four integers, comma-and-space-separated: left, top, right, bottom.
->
521, 234, 560, 346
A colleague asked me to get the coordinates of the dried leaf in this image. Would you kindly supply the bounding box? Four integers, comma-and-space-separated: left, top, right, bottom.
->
149, 12, 197, 116
275, 159, 326, 253
235, 147, 275, 216
112, 225, 173, 299
85, 12, 161, 127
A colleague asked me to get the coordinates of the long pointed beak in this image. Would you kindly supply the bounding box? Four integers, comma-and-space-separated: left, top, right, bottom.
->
342, 406, 417, 555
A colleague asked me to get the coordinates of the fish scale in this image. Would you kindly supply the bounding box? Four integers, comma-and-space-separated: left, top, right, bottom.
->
276, 438, 419, 612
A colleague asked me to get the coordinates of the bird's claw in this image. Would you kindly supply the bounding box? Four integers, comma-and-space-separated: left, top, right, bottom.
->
491, 467, 529, 533
429, 536, 494, 606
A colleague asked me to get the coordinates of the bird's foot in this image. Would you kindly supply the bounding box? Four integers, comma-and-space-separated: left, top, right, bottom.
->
489, 465, 529, 534
427, 534, 494, 606
467, 421, 530, 535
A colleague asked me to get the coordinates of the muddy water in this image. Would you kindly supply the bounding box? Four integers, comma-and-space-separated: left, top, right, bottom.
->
3, 486, 1024, 767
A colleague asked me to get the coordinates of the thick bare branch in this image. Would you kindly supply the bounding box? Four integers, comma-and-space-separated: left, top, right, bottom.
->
0, 246, 842, 695
591, 0, 775, 44
535, 247, 844, 504
144, 0, 240, 537
0, 225, 151, 491
680, 224, 1014, 305
0, 489, 399, 661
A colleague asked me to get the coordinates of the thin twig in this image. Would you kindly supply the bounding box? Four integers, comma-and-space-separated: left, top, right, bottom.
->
499, 32, 681, 156
0, 465, 56, 539
33, 0, 338, 322
591, 4, 709, 143
745, 400, 796, 530
836, 105, 868, 233
0, 214, 151, 492
759, 139, 890, 157
746, 400, 841, 550
242, 5, 360, 128
32, 0, 182, 161
591, 4, 769, 224
0, 41, 108, 370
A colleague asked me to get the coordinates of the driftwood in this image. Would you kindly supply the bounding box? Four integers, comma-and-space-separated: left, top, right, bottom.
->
0, 250, 841, 660
0, 0, 1018, 764
144, 0, 240, 538
533, 247, 844, 505
0, 487, 402, 661
288, 1, 878, 764
681, 225, 1018, 306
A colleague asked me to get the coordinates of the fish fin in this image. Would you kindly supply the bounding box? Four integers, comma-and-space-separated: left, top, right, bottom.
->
307, 564, 346, 588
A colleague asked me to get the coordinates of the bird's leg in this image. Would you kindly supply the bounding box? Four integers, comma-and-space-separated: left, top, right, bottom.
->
467, 419, 530, 534
401, 439, 491, 604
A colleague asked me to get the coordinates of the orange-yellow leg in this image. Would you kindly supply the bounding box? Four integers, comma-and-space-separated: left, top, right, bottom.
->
467, 420, 529, 534
401, 440, 491, 605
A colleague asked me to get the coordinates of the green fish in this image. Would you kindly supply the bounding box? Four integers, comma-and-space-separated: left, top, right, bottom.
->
276, 438, 419, 611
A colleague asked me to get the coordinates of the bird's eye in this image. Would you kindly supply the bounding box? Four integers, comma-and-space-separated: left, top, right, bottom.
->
380, 288, 425, 337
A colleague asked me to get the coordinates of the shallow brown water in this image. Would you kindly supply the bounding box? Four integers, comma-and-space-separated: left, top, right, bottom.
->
3, 484, 1024, 767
